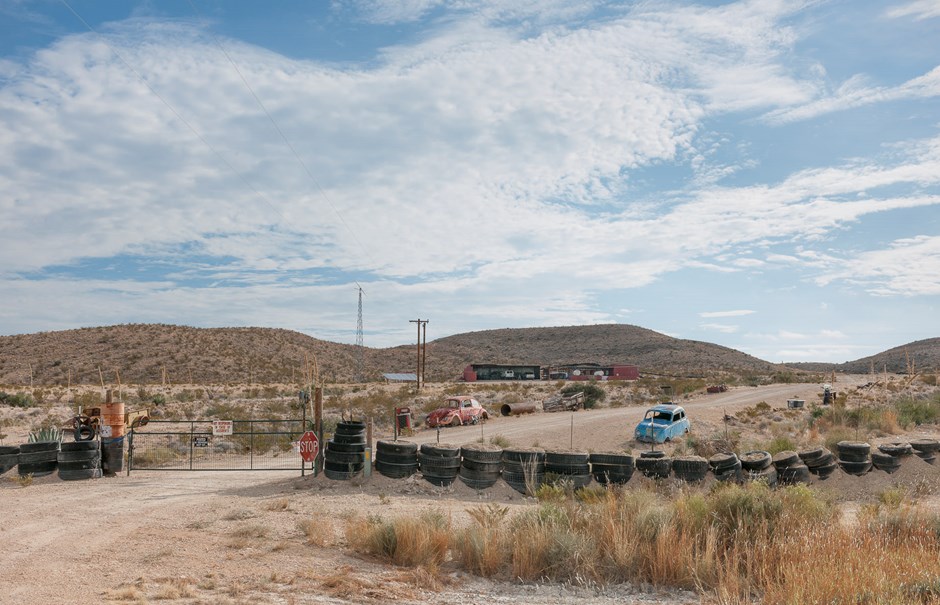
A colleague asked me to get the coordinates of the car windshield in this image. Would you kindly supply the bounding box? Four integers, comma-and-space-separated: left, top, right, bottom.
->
648, 411, 673, 423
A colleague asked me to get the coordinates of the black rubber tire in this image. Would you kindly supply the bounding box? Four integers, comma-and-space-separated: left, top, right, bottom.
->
797, 447, 825, 462
501, 460, 545, 474
1, 453, 18, 476
19, 441, 60, 454
878, 443, 913, 457
814, 462, 838, 479
805, 452, 835, 468
422, 474, 457, 487
375, 451, 418, 465
544, 473, 592, 489
376, 440, 418, 455
837, 451, 870, 463
910, 439, 940, 453
57, 458, 101, 471
872, 461, 901, 474
58, 468, 103, 481
639, 450, 666, 459
19, 460, 57, 476
745, 466, 778, 487
73, 425, 95, 442
324, 460, 364, 473
458, 466, 501, 481
335, 421, 366, 435
326, 441, 366, 453
545, 451, 590, 466
375, 459, 418, 478
918, 455, 937, 465
502, 469, 545, 484
419, 462, 461, 477
460, 446, 503, 463
871, 452, 897, 465
324, 468, 360, 481
837, 441, 871, 456
545, 463, 591, 476
420, 443, 461, 458
460, 458, 502, 472
779, 463, 811, 484
771, 451, 799, 469
330, 434, 366, 445
635, 457, 672, 478
591, 469, 633, 485
18, 450, 59, 464
458, 475, 500, 490
714, 459, 743, 482
589, 452, 634, 466
61, 440, 99, 452
57, 449, 100, 462
0, 446, 21, 455
324, 451, 365, 465
739, 451, 772, 471
709, 452, 740, 470
418, 454, 461, 470
502, 448, 546, 463
838, 459, 872, 475
673, 456, 709, 473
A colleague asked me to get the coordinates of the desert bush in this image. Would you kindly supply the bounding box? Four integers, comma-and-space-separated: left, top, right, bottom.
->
560, 382, 606, 409
763, 435, 798, 454
895, 394, 940, 427
345, 511, 450, 569
0, 391, 35, 408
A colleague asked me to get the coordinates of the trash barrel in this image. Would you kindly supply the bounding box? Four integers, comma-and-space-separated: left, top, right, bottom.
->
395, 407, 412, 430
101, 436, 125, 475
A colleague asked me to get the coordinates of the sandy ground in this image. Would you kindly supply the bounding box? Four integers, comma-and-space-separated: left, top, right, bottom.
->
2, 377, 938, 605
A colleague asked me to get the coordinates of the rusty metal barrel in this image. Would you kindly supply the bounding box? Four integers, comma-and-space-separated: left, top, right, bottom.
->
500, 402, 538, 417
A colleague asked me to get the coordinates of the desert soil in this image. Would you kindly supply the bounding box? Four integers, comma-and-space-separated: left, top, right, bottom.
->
2, 377, 939, 605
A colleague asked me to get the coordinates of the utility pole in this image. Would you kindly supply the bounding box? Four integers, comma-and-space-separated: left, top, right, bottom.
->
409, 319, 428, 391
356, 286, 364, 383
421, 321, 428, 388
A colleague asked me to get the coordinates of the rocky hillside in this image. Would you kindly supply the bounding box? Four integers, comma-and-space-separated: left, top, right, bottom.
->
0, 323, 794, 386
838, 338, 940, 375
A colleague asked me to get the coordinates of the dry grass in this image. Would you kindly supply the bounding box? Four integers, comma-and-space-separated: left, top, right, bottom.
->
298, 515, 334, 547
264, 497, 290, 511
343, 483, 940, 603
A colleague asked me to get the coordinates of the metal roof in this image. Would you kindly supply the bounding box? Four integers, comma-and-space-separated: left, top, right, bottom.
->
383, 373, 417, 381
648, 404, 682, 412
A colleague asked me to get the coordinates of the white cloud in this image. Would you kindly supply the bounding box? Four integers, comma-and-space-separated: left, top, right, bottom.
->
700, 322, 739, 333
699, 310, 755, 318
815, 235, 940, 296
886, 1, 940, 21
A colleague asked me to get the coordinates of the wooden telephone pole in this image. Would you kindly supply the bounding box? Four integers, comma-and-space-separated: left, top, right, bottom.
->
409, 319, 429, 390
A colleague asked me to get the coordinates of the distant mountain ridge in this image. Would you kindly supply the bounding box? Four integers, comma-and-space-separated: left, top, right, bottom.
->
0, 323, 933, 386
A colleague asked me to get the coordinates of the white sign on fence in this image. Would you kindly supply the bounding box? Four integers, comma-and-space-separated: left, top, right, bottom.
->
212, 420, 234, 436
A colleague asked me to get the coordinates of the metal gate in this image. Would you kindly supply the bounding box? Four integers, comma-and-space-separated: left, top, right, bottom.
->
128, 419, 307, 472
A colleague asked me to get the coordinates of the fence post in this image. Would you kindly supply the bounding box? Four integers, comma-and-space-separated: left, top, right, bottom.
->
126, 429, 134, 476
189, 421, 194, 471
250, 420, 255, 470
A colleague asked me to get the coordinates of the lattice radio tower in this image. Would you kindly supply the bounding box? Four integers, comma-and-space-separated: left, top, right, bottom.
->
356, 286, 364, 382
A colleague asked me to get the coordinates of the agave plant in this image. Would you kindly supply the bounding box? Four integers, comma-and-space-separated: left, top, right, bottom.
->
28, 427, 62, 443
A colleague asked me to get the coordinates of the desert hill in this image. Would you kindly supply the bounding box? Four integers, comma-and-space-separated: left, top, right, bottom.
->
786, 338, 940, 375
0, 323, 799, 387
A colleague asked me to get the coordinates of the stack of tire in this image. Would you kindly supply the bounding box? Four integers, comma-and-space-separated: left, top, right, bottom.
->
836, 441, 872, 476
58, 440, 101, 481
910, 439, 939, 465
324, 421, 366, 480
418, 443, 461, 486
375, 440, 419, 479
589, 452, 634, 485
636, 450, 672, 479
458, 444, 503, 490
672, 455, 709, 483
709, 452, 742, 482
740, 450, 776, 485
798, 447, 838, 479
0, 446, 18, 476
18, 441, 59, 477
772, 450, 810, 484
502, 448, 545, 494
873, 442, 912, 473
544, 450, 592, 489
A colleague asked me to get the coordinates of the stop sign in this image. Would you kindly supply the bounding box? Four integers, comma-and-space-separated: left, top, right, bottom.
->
298, 431, 319, 463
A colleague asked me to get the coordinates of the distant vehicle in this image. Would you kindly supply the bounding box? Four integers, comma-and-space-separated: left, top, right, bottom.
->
634, 404, 690, 443
523, 372, 535, 380
504, 370, 515, 379
425, 396, 490, 428
706, 385, 727, 394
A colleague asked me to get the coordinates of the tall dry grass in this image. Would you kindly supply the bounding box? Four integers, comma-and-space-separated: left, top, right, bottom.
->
345, 482, 940, 603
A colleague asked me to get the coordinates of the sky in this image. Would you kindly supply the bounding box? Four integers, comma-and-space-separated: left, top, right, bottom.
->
0, 0, 938, 364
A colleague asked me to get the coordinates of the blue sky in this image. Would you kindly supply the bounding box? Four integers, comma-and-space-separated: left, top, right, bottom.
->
0, 0, 938, 363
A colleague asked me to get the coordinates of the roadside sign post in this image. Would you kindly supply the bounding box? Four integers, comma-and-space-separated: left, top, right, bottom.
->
298, 431, 320, 468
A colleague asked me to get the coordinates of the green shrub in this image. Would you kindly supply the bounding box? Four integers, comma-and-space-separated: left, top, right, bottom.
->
560, 383, 606, 409
0, 391, 35, 408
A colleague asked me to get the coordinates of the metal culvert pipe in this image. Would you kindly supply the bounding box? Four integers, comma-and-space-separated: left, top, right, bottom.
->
501, 402, 538, 417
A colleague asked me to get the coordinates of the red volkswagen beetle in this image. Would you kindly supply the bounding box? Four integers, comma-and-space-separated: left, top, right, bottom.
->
425, 396, 489, 428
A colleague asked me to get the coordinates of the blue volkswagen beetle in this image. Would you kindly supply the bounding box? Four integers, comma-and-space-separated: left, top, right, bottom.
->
634, 404, 690, 443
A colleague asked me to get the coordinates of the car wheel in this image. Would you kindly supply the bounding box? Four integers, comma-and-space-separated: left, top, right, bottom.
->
450, 416, 461, 428
470, 416, 478, 425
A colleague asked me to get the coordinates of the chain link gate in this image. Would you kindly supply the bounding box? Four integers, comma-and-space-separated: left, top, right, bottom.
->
128, 418, 307, 472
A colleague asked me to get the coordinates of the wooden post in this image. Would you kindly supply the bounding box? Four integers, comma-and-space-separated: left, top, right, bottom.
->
28, 362, 33, 389
115, 369, 123, 402
98, 366, 105, 391
314, 385, 323, 476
